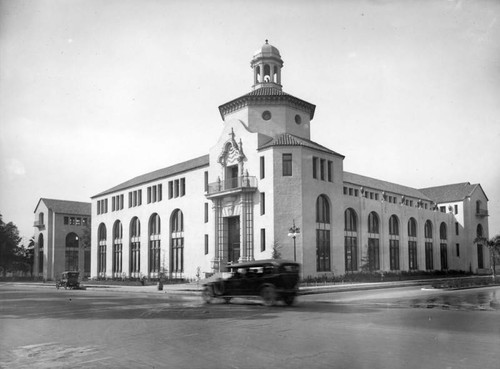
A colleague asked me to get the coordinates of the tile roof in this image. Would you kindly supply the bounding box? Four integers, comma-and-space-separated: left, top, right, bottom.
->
259, 133, 344, 157
419, 182, 485, 203
218, 87, 316, 119
92, 155, 210, 198
36, 198, 91, 215
343, 172, 432, 201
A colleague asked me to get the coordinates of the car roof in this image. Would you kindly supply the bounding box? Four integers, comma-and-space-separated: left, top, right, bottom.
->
227, 259, 299, 269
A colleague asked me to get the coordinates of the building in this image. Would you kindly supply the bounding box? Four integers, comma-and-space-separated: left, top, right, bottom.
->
91, 41, 490, 280
33, 198, 91, 280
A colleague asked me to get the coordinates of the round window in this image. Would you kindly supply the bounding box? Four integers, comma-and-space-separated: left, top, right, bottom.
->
295, 114, 302, 124
262, 110, 272, 121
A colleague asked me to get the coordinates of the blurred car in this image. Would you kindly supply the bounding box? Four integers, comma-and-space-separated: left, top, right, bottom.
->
56, 271, 80, 290
202, 259, 300, 306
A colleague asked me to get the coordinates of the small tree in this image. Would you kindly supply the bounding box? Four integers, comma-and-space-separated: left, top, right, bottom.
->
271, 241, 282, 260
474, 234, 500, 281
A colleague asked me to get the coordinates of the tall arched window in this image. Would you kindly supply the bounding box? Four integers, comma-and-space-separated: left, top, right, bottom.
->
388, 215, 400, 270
149, 213, 161, 276
113, 221, 123, 276
476, 224, 484, 269
439, 222, 448, 270
130, 217, 141, 277
367, 212, 380, 271
424, 220, 433, 270
408, 218, 417, 270
98, 223, 107, 276
171, 210, 184, 276
38, 234, 44, 276
316, 195, 330, 272
344, 208, 358, 272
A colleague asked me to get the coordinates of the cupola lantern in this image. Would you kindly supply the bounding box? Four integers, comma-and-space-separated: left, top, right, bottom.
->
250, 40, 284, 91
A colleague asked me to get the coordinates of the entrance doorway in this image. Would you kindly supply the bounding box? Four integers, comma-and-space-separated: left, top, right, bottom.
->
227, 216, 240, 263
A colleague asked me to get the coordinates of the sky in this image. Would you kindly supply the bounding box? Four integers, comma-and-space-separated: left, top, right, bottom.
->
1, 0, 499, 244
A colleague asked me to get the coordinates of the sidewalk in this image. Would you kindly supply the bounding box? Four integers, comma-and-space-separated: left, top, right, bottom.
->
3, 278, 456, 295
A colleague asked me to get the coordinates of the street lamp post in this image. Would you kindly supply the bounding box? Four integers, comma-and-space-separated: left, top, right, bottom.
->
288, 220, 300, 262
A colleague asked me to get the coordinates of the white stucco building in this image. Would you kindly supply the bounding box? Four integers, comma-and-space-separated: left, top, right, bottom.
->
91, 41, 490, 280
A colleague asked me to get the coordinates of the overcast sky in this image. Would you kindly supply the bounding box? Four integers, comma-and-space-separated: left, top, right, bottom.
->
1, 0, 499, 243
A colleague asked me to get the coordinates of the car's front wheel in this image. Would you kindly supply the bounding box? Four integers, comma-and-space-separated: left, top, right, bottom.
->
202, 287, 212, 304
260, 286, 276, 307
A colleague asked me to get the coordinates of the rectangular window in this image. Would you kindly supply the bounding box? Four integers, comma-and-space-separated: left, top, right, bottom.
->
180, 178, 186, 196
454, 205, 458, 214
174, 179, 179, 197
112, 197, 116, 211
320, 159, 325, 180
312, 157, 318, 179
138, 190, 142, 206
349, 188, 353, 196
205, 234, 209, 255
260, 193, 265, 215
260, 156, 265, 179
408, 241, 418, 270
344, 236, 358, 272
76, 218, 81, 226
354, 189, 359, 197
327, 160, 333, 182
70, 217, 75, 225
261, 229, 266, 252
368, 238, 380, 270
389, 240, 400, 270
168, 181, 173, 199
82, 218, 88, 225
456, 243, 460, 257
282, 153, 292, 176
343, 187, 347, 195
64, 216, 69, 225
204, 171, 209, 192
455, 222, 459, 236
204, 203, 209, 223
425, 242, 433, 270
440, 206, 445, 213
147, 187, 152, 203
317, 229, 331, 271
133, 191, 137, 206
129, 192, 132, 208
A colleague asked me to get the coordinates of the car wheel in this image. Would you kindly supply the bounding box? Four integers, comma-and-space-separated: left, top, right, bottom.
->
283, 295, 295, 306
202, 287, 212, 304
260, 286, 276, 307
223, 297, 232, 304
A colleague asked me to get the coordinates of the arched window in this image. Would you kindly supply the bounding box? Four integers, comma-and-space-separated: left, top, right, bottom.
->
316, 195, 330, 223
39, 212, 44, 225
112, 221, 123, 276
388, 215, 400, 270
38, 234, 44, 275
424, 220, 433, 239
477, 224, 483, 238
316, 195, 330, 272
389, 215, 399, 236
130, 217, 141, 277
171, 210, 184, 276
149, 213, 161, 275
368, 212, 379, 234
440, 223, 447, 240
367, 212, 380, 271
98, 223, 107, 276
407, 218, 417, 270
345, 208, 357, 232
344, 208, 358, 272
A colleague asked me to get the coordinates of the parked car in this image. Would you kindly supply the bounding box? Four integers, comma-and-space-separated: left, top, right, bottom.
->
202, 259, 300, 306
56, 271, 80, 290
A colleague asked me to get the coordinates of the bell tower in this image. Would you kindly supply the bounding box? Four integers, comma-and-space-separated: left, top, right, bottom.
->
251, 40, 284, 91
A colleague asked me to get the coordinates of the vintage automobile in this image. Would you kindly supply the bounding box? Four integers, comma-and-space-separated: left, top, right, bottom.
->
56, 271, 80, 290
202, 259, 300, 306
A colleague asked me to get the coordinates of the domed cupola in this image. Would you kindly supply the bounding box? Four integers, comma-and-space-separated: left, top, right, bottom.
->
251, 40, 284, 91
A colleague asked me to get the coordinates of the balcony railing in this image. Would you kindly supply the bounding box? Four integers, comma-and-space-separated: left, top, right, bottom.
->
207, 176, 257, 196
476, 209, 489, 217
33, 220, 45, 229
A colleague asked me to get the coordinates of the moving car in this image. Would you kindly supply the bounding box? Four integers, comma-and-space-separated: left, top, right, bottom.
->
56, 271, 80, 290
202, 259, 300, 306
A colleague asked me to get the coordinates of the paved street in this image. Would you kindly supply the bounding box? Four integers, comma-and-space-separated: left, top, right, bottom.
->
1, 283, 499, 369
